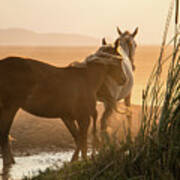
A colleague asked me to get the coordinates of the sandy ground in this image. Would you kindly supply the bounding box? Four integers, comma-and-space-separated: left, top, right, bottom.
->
0, 45, 170, 155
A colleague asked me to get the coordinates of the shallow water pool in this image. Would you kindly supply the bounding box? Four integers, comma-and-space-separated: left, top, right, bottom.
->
0, 151, 73, 180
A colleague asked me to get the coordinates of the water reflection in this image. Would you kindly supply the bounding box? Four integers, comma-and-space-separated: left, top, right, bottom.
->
0, 151, 73, 180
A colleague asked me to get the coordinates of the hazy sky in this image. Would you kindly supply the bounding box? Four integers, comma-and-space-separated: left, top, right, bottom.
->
0, 0, 177, 45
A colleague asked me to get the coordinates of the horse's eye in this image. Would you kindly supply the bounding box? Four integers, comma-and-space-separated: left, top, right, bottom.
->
126, 39, 132, 46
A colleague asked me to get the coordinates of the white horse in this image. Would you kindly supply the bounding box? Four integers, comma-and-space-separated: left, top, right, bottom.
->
70, 27, 138, 142
97, 27, 138, 137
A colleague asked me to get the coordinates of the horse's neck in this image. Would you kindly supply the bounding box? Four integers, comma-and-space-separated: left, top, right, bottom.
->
115, 48, 134, 100
87, 64, 107, 93
104, 46, 134, 100
118, 46, 132, 70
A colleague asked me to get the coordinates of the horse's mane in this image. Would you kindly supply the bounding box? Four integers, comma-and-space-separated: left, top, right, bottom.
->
68, 61, 86, 68
68, 44, 122, 68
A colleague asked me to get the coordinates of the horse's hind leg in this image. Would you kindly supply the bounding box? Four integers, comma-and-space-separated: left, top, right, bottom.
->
61, 117, 80, 162
77, 115, 90, 160
0, 105, 18, 167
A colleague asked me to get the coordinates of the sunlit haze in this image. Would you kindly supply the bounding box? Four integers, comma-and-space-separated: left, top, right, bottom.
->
0, 0, 176, 45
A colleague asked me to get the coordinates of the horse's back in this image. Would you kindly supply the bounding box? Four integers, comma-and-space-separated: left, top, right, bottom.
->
0, 56, 60, 83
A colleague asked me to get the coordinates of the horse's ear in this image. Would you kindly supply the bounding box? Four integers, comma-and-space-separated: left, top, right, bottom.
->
114, 38, 120, 50
132, 27, 138, 37
102, 38, 107, 45
117, 27, 122, 35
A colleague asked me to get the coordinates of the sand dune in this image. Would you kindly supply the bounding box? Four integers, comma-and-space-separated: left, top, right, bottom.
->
0, 28, 99, 46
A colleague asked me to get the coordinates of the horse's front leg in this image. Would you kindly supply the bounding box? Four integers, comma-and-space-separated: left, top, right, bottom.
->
71, 148, 80, 162
100, 102, 114, 142
124, 93, 132, 133
91, 109, 100, 155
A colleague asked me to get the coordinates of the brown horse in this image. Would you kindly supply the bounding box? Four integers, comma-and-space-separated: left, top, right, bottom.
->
0, 41, 126, 170
97, 27, 138, 137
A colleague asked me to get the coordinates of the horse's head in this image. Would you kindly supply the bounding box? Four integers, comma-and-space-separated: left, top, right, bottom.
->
116, 27, 138, 71
97, 37, 120, 56
86, 38, 126, 86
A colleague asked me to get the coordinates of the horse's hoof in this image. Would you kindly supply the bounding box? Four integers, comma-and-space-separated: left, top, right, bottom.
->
3, 157, 15, 168
12, 158, 15, 164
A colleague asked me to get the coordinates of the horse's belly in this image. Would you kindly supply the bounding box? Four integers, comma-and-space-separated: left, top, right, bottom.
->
22, 92, 80, 119
22, 102, 61, 118
22, 89, 63, 118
